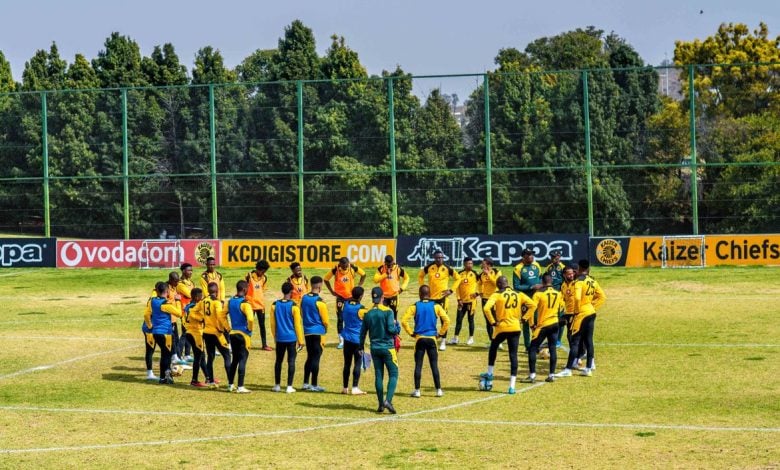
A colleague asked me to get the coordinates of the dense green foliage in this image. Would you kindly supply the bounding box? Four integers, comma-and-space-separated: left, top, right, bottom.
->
0, 21, 777, 237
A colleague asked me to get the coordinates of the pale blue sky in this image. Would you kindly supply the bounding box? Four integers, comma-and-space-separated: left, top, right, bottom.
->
1, 0, 777, 97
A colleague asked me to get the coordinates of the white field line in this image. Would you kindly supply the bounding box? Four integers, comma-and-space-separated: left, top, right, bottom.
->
0, 318, 131, 325
399, 417, 780, 433
0, 406, 354, 421
598, 342, 780, 348
0, 345, 136, 381
12, 402, 767, 436
0, 335, 136, 343
0, 384, 542, 454
399, 382, 545, 418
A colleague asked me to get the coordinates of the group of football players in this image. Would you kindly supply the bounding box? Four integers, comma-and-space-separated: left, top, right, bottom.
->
142, 249, 605, 410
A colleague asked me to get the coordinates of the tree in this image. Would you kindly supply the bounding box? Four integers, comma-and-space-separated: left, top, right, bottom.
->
137, 44, 194, 237
0, 50, 28, 233
633, 98, 692, 233
674, 22, 780, 233
21, 43, 67, 91
464, 29, 647, 234
706, 112, 780, 232
0, 51, 13, 92
46, 54, 108, 236
275, 20, 321, 81
675, 22, 780, 118
237, 49, 278, 83
18, 45, 68, 234
92, 32, 147, 88
188, 46, 253, 238
88, 32, 178, 237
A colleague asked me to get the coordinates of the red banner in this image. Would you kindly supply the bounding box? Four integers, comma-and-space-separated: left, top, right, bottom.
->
56, 239, 219, 268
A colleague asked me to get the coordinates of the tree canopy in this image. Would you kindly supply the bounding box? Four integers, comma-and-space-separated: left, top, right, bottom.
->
0, 21, 777, 237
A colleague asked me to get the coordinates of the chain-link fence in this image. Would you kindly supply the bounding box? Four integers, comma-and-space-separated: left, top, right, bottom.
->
0, 64, 777, 239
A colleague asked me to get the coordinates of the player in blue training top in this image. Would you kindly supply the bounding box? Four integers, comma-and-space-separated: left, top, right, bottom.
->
144, 281, 183, 384
270, 282, 305, 393
401, 285, 450, 398
301, 276, 329, 392
340, 286, 368, 395
226, 280, 254, 393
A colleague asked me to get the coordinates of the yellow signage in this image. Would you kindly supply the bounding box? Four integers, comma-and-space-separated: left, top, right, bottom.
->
221, 239, 396, 268
622, 234, 780, 267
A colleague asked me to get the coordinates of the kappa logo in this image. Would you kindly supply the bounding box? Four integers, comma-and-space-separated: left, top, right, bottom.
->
405, 237, 575, 265
406, 240, 451, 264
0, 243, 44, 267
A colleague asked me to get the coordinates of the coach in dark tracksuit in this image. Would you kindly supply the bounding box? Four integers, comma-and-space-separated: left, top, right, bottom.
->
360, 287, 401, 414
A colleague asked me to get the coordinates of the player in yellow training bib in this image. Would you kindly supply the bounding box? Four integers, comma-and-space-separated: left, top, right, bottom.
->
522, 273, 563, 383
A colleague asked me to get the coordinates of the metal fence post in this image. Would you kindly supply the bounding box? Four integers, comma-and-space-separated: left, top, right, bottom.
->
387, 78, 399, 238
209, 85, 218, 239
41, 92, 50, 237
582, 70, 594, 237
688, 64, 699, 235
296, 81, 305, 239
484, 74, 493, 235
121, 89, 130, 240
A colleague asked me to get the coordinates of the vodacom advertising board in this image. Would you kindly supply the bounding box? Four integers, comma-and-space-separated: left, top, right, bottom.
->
57, 240, 219, 268
221, 239, 396, 268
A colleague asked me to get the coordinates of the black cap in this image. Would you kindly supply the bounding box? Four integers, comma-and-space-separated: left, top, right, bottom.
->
551, 250, 561, 257
521, 248, 535, 256
371, 287, 384, 302
384, 255, 394, 263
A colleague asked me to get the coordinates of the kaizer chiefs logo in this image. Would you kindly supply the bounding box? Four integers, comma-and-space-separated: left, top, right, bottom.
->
195, 242, 216, 266
596, 239, 622, 266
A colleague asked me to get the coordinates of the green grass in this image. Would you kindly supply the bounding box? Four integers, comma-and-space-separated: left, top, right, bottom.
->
0, 266, 778, 468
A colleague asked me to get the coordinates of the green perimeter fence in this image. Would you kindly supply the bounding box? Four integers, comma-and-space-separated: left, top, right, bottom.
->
0, 63, 778, 239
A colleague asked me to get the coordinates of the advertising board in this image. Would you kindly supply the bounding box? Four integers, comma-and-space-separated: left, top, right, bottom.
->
221, 239, 396, 269
590, 235, 780, 267
56, 239, 219, 268
0, 238, 56, 267
396, 234, 588, 267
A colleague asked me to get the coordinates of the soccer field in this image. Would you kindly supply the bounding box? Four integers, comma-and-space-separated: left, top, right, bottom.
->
0, 266, 778, 468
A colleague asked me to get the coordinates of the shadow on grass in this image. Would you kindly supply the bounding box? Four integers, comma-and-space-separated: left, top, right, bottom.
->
297, 402, 375, 412
111, 365, 145, 372
102, 372, 200, 389
102, 372, 147, 384
446, 346, 489, 353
